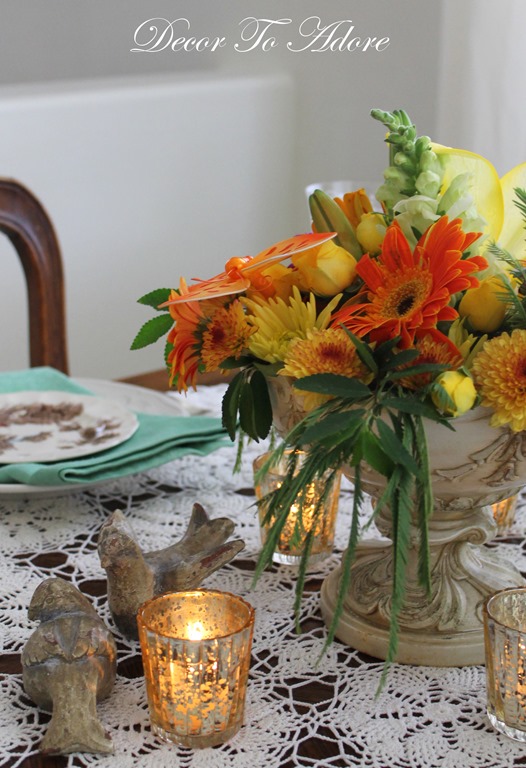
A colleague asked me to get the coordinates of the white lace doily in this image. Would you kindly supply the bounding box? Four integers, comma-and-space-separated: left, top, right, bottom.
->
2, 383, 526, 767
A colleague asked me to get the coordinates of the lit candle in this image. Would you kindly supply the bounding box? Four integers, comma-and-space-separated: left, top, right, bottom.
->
138, 589, 255, 748
484, 588, 526, 742
187, 621, 205, 641
254, 450, 341, 565
491, 494, 519, 534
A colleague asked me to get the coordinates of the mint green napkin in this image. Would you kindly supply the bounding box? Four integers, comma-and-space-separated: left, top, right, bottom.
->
0, 368, 228, 486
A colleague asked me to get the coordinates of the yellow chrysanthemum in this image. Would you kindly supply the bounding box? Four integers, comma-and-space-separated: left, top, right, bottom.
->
200, 300, 254, 371
471, 329, 526, 432
243, 286, 341, 363
280, 327, 372, 410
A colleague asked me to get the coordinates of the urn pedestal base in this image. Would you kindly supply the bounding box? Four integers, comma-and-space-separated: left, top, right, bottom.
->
321, 570, 486, 666
319, 506, 525, 666
269, 378, 526, 666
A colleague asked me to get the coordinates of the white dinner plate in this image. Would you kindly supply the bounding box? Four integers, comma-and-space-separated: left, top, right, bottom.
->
0, 390, 139, 463
0, 379, 193, 499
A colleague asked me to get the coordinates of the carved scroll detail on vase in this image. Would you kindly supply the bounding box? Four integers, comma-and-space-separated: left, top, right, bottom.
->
434, 431, 526, 487
343, 512, 523, 634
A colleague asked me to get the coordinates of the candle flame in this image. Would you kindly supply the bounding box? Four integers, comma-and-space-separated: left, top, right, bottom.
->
187, 621, 205, 641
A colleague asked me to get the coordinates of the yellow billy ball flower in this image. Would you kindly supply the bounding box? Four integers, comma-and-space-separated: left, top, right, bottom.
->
471, 329, 526, 432
281, 327, 372, 411
291, 240, 357, 296
458, 275, 508, 333
355, 212, 387, 255
432, 371, 477, 417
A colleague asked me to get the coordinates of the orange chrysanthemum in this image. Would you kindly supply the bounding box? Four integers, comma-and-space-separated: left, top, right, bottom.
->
471, 329, 526, 432
396, 328, 463, 390
281, 327, 372, 409
332, 217, 486, 348
201, 300, 254, 371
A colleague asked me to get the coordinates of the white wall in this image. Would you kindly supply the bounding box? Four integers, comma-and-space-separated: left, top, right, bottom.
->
437, 0, 526, 177
0, 73, 295, 378
0, 0, 443, 379
0, 0, 443, 225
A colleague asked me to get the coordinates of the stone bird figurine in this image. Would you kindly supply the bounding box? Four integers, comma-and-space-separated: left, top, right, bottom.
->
98, 502, 245, 639
21, 578, 116, 755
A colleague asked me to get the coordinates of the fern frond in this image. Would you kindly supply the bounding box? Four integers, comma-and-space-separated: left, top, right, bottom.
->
321, 463, 364, 654
513, 187, 526, 226
379, 465, 412, 690
412, 414, 432, 593
501, 272, 526, 329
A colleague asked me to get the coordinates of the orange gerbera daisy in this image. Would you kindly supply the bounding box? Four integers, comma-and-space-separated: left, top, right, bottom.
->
332, 217, 486, 348
166, 280, 205, 392
166, 279, 225, 392
396, 328, 463, 390
471, 329, 526, 432
200, 300, 254, 371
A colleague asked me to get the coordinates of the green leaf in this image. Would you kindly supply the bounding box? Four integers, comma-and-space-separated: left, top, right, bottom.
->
374, 336, 401, 361
137, 288, 173, 310
130, 314, 174, 350
219, 356, 255, 370
388, 362, 448, 381
428, 382, 455, 414
294, 373, 371, 400
322, 463, 363, 653
361, 430, 395, 477
381, 466, 413, 685
413, 415, 432, 594
253, 361, 284, 377
221, 371, 245, 441
369, 466, 401, 522
297, 410, 365, 446
341, 328, 379, 374
249, 369, 273, 440
239, 378, 259, 441
387, 348, 420, 368
376, 419, 422, 479
350, 441, 364, 468
513, 186, 526, 223
163, 340, 172, 367
382, 396, 454, 426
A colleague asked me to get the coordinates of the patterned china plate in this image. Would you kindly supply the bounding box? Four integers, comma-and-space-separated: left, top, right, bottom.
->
0, 391, 139, 464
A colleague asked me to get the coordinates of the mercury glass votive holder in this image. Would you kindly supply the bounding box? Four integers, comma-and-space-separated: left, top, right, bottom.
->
254, 450, 341, 566
137, 589, 255, 748
484, 588, 526, 741
491, 494, 519, 535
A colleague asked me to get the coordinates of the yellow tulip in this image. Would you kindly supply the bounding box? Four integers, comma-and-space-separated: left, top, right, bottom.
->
356, 213, 387, 255
337, 189, 373, 229
458, 275, 508, 333
291, 240, 358, 296
432, 371, 477, 417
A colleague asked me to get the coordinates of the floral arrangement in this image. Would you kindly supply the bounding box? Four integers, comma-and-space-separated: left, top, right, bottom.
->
134, 108, 526, 667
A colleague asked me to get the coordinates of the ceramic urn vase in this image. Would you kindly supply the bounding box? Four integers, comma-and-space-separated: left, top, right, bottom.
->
268, 376, 526, 666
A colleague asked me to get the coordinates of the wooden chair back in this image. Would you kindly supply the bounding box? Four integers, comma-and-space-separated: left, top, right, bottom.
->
0, 179, 68, 374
